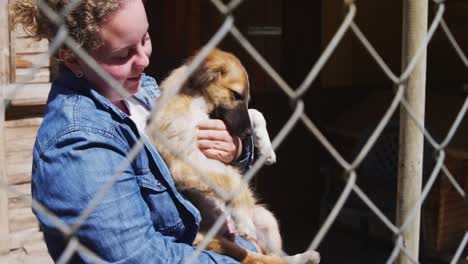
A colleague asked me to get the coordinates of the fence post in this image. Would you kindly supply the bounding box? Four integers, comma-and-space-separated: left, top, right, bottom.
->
397, 0, 428, 263
0, 0, 10, 254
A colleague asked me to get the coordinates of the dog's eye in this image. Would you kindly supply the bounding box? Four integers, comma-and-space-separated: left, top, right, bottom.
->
231, 90, 243, 101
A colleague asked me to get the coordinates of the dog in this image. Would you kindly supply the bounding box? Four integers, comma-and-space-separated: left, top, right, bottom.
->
146, 49, 320, 264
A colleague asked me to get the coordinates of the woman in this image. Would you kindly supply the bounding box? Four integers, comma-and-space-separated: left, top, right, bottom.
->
12, 0, 256, 262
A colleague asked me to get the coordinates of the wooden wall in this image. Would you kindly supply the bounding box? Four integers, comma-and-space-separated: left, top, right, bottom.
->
145, 0, 203, 81
0, 1, 51, 261
0, 0, 11, 254
427, 0, 468, 93
321, 0, 402, 89
320, 0, 468, 93
14, 35, 50, 84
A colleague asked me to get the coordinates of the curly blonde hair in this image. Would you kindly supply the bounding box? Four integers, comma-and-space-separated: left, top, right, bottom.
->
10, 0, 126, 51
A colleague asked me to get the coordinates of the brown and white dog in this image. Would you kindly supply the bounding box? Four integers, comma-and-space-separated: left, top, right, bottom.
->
146, 49, 320, 264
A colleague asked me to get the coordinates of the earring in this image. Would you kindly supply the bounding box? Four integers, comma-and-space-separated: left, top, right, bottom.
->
75, 71, 83, 78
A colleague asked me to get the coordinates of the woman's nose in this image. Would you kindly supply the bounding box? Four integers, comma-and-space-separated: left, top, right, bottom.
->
134, 47, 150, 69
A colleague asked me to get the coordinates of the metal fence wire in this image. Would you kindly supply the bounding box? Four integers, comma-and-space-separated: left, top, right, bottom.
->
1, 0, 467, 263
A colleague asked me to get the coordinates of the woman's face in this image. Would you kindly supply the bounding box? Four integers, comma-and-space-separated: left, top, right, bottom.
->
78, 0, 152, 103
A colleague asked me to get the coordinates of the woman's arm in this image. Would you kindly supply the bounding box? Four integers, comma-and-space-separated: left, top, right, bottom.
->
197, 119, 254, 172
32, 130, 245, 263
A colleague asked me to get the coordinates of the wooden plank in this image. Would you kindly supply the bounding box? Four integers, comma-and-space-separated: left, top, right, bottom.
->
7, 150, 33, 165
447, 149, 468, 160
7, 174, 31, 186
8, 185, 32, 210
8, 207, 39, 232
9, 227, 42, 250
5, 83, 50, 106
435, 155, 468, 253
10, 25, 16, 83
5, 117, 43, 128
0, 247, 53, 264
7, 183, 31, 199
22, 254, 54, 264
0, 0, 11, 254
6, 162, 32, 191
15, 38, 49, 54
5, 127, 39, 140
5, 136, 35, 154
5, 122, 40, 139
7, 183, 32, 212
0, 248, 25, 263
23, 239, 48, 255
5, 121, 42, 159
4, 121, 36, 186
5, 105, 46, 120
15, 68, 50, 84
7, 159, 32, 182
9, 195, 32, 210
15, 53, 50, 69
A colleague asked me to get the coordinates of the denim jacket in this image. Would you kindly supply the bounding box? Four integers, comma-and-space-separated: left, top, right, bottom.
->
32, 69, 255, 263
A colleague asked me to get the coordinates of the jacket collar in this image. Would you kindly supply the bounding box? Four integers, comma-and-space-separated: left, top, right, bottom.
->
55, 68, 155, 119
134, 73, 159, 109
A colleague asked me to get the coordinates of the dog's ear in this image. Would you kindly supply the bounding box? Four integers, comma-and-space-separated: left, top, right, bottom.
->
189, 63, 226, 90
185, 49, 228, 90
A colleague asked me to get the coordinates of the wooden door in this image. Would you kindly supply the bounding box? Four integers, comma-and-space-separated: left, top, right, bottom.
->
145, 0, 203, 81
199, 0, 283, 95
145, 0, 284, 94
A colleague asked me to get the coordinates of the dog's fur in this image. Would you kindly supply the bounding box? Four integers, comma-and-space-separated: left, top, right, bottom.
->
146, 49, 320, 264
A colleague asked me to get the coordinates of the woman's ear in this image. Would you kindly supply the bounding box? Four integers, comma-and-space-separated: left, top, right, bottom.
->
58, 48, 82, 76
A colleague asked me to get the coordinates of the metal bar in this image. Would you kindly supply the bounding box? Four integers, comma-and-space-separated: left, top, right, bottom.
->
396, 0, 428, 263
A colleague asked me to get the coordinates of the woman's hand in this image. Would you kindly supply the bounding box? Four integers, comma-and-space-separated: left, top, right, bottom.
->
197, 119, 242, 163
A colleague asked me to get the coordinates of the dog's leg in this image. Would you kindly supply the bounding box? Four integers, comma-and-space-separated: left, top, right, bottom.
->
179, 170, 260, 244
195, 235, 296, 264
194, 234, 248, 261
252, 206, 282, 255
283, 251, 321, 264
183, 189, 238, 240
231, 205, 258, 244
248, 109, 276, 164
194, 234, 320, 264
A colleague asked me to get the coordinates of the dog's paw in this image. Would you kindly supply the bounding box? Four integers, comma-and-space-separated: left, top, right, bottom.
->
262, 145, 276, 165
255, 137, 276, 164
248, 109, 276, 165
237, 226, 257, 243
284, 250, 320, 264
233, 211, 257, 243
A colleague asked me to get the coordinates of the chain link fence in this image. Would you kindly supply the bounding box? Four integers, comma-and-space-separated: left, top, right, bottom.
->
1, 0, 467, 263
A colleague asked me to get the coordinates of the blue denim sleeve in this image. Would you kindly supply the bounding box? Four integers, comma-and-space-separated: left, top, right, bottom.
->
33, 130, 247, 263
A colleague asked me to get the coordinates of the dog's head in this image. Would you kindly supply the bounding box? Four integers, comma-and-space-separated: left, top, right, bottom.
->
187, 49, 252, 139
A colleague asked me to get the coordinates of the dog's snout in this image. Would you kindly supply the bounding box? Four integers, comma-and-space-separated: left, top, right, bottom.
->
209, 104, 252, 140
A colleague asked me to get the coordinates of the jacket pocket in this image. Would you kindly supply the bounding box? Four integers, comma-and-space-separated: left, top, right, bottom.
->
135, 171, 185, 237
135, 171, 167, 192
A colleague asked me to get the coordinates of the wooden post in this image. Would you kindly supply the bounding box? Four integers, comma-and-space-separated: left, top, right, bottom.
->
0, 0, 11, 254
397, 0, 427, 263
